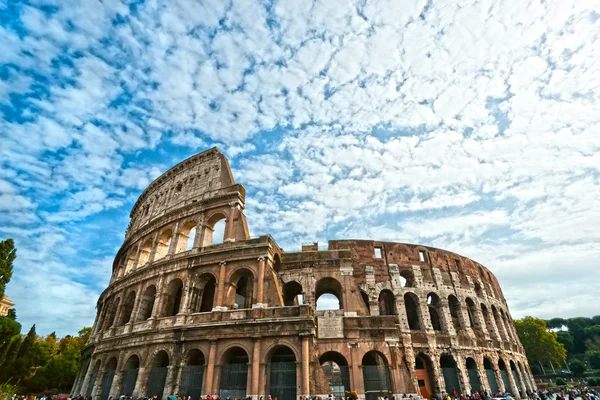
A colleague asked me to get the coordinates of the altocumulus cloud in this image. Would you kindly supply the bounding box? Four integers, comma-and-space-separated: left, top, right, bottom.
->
0, 0, 599, 335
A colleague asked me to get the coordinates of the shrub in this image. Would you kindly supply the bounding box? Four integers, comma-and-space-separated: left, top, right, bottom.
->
556, 377, 566, 386
588, 377, 598, 386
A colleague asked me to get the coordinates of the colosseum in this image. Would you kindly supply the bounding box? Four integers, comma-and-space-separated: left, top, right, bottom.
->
72, 147, 536, 400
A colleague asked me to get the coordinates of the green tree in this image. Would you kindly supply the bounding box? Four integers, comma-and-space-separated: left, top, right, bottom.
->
569, 359, 587, 377
0, 316, 21, 347
555, 377, 566, 386
557, 331, 574, 354
547, 318, 568, 329
586, 350, 600, 369
0, 239, 16, 299
6, 309, 16, 321
515, 316, 567, 365
567, 317, 594, 354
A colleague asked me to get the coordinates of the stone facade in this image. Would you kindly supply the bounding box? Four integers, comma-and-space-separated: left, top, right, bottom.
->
0, 295, 14, 316
72, 147, 536, 400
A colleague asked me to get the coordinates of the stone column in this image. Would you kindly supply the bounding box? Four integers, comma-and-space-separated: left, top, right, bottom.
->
455, 356, 471, 394
80, 359, 96, 397
254, 257, 266, 307
431, 355, 446, 395
132, 242, 143, 271
251, 338, 261, 399
178, 281, 192, 316
193, 220, 205, 249
151, 273, 166, 319
214, 262, 227, 310
168, 233, 181, 257
350, 342, 364, 397
163, 365, 177, 399
493, 362, 505, 392
439, 298, 456, 335
505, 364, 519, 396
395, 295, 410, 331
173, 362, 185, 396
340, 266, 355, 316
225, 203, 238, 242
419, 300, 434, 331
147, 233, 160, 265
369, 300, 380, 316
460, 304, 475, 336
301, 335, 310, 397
204, 341, 218, 396
132, 367, 146, 398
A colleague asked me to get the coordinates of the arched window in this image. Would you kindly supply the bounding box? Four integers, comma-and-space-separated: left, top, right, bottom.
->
203, 213, 227, 246
484, 357, 498, 393
320, 352, 351, 399
138, 285, 156, 321
220, 347, 249, 398
121, 355, 140, 396
283, 281, 303, 306
415, 354, 435, 399
361, 291, 371, 315
378, 290, 397, 316
440, 354, 461, 395
125, 251, 136, 274
137, 238, 153, 266
118, 291, 136, 326
481, 304, 495, 336
404, 293, 421, 330
498, 359, 512, 393
268, 346, 297, 400
315, 277, 343, 311
162, 279, 183, 317
474, 282, 484, 297
492, 306, 507, 340
427, 293, 442, 331
177, 221, 197, 253
100, 358, 117, 400
104, 297, 120, 330
448, 295, 463, 331
147, 351, 170, 399
362, 351, 391, 400
155, 229, 173, 260
226, 269, 254, 309
190, 273, 217, 313
466, 358, 481, 392
399, 270, 414, 287
465, 298, 478, 329
179, 350, 205, 400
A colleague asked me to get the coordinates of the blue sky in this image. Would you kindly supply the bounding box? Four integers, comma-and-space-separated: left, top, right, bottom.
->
1, 0, 599, 336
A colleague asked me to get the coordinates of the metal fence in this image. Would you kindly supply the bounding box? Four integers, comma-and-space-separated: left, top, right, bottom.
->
86, 372, 97, 397
500, 370, 511, 393
147, 367, 168, 399
486, 370, 499, 393
442, 367, 461, 395
511, 370, 521, 393
100, 371, 115, 400
179, 365, 205, 400
325, 365, 351, 398
363, 365, 392, 400
267, 362, 296, 400
468, 369, 481, 392
219, 364, 248, 398
122, 368, 139, 396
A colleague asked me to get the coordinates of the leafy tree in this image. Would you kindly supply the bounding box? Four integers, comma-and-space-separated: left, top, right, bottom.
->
0, 316, 21, 347
587, 350, 600, 369
585, 325, 600, 338
555, 377, 566, 386
515, 316, 567, 365
0, 239, 16, 299
557, 331, 574, 354
569, 359, 587, 377
6, 309, 16, 321
567, 317, 594, 354
547, 318, 568, 329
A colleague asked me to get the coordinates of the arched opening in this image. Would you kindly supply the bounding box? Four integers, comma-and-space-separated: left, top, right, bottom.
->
361, 291, 371, 315
104, 297, 120, 331
501, 311, 514, 341
155, 229, 173, 260
492, 306, 507, 340
498, 359, 511, 394
378, 290, 397, 316
118, 291, 136, 326
86, 361, 101, 397
319, 352, 351, 399
427, 293, 442, 331
517, 361, 532, 392
474, 282, 484, 297
100, 357, 117, 400
179, 349, 206, 400
125, 251, 136, 274
190, 273, 217, 313
404, 293, 421, 330
399, 270, 414, 287
273, 254, 282, 272
147, 351, 170, 399
484, 357, 498, 393
440, 354, 462, 395
466, 358, 481, 393
137, 238, 153, 266
203, 213, 227, 246
448, 295, 463, 331
137, 285, 156, 321
177, 220, 198, 253
362, 351, 391, 400
226, 269, 254, 309
283, 281, 303, 306
219, 347, 249, 398
121, 355, 140, 396
478, 266, 485, 281
415, 354, 435, 399
480, 304, 495, 336
465, 298, 478, 330
267, 346, 297, 400
315, 277, 343, 311
510, 361, 522, 396
162, 279, 183, 317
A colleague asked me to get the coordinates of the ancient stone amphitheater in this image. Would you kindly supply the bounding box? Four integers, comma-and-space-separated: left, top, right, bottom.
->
72, 147, 535, 400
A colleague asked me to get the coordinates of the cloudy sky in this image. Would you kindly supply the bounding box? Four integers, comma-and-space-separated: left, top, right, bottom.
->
1, 0, 599, 336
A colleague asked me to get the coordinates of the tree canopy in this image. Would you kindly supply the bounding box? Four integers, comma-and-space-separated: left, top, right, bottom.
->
515, 316, 567, 366
0, 239, 16, 299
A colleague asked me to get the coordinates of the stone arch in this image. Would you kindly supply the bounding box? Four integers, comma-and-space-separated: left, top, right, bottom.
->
427, 292, 442, 331
480, 304, 495, 336
440, 354, 462, 395
162, 278, 184, 317
226, 267, 254, 309
267, 345, 297, 400
362, 350, 392, 400
360, 290, 371, 315
121, 354, 140, 396
190, 272, 217, 313
124, 249, 136, 274
404, 292, 421, 330
147, 350, 170, 399
448, 295, 463, 331
203, 212, 228, 246
118, 291, 136, 326
273, 253, 282, 272
483, 357, 498, 393
498, 358, 511, 393
517, 360, 532, 392
466, 357, 482, 393
283, 281, 303, 306
492, 305, 507, 340
219, 346, 250, 398
509, 360, 523, 395
315, 277, 343, 310
500, 310, 514, 341
177, 220, 198, 253
86, 360, 102, 397
137, 237, 153, 267
103, 297, 121, 331
319, 351, 351, 399
179, 349, 206, 400
137, 285, 156, 321
155, 228, 173, 260
478, 266, 486, 281
415, 353, 436, 399
378, 289, 397, 315
465, 298, 479, 330
100, 357, 118, 400
474, 282, 484, 297
399, 269, 414, 287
